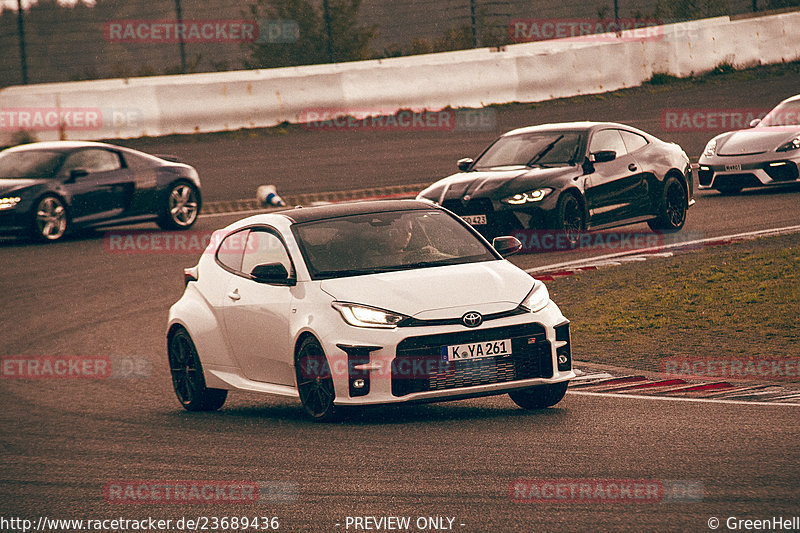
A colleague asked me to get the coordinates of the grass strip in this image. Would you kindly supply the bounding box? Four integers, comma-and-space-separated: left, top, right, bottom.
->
545, 233, 800, 373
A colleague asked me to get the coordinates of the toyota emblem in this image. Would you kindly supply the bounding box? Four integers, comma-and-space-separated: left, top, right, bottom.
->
462, 311, 483, 328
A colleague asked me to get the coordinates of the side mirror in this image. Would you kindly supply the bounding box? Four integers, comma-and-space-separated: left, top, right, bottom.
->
67, 168, 89, 182
749, 118, 761, 128
250, 263, 296, 285
457, 158, 474, 172
589, 150, 616, 163
492, 236, 522, 257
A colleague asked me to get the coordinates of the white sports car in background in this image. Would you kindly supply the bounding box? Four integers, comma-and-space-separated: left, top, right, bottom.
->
166, 200, 574, 421
698, 94, 800, 194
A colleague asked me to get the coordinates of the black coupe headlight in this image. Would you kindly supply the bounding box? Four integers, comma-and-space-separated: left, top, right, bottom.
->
502, 188, 552, 205
777, 136, 800, 152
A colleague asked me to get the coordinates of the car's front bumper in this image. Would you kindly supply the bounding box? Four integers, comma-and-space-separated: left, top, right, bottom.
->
311, 300, 574, 406
697, 153, 800, 189
438, 196, 559, 240
0, 208, 30, 235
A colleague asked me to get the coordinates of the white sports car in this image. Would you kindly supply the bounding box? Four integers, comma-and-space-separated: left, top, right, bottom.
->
698, 94, 800, 193
166, 200, 574, 421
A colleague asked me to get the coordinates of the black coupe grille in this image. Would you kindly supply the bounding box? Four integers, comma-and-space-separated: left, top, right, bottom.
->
442, 198, 494, 215
391, 323, 552, 397
714, 173, 762, 189
763, 162, 799, 181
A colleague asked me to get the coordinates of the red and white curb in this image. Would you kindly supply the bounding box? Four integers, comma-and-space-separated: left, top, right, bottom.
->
569, 368, 800, 406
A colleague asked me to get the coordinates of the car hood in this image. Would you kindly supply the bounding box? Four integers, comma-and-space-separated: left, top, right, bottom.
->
717, 128, 800, 156
0, 178, 48, 196
420, 166, 578, 201
319, 260, 536, 319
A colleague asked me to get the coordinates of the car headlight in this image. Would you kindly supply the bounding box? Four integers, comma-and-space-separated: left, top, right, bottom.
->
520, 281, 550, 313
703, 139, 717, 157
0, 197, 21, 210
332, 302, 408, 329
777, 136, 800, 152
502, 188, 552, 205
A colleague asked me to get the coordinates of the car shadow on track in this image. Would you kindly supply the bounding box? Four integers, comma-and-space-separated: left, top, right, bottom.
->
163, 400, 571, 427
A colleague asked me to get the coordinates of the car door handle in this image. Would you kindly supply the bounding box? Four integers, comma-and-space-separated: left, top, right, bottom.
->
227, 288, 241, 301
628, 163, 638, 172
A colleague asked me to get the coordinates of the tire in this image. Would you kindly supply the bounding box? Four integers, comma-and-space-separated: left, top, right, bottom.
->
30, 195, 69, 242
509, 382, 569, 409
552, 192, 584, 245
295, 337, 340, 422
168, 327, 227, 411
716, 186, 741, 196
158, 181, 200, 230
647, 176, 687, 233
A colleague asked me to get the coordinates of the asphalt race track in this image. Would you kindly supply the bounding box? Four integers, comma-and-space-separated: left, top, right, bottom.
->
2, 74, 800, 532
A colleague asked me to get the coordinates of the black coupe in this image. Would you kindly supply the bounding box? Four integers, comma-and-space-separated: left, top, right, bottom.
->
0, 141, 201, 242
417, 122, 693, 241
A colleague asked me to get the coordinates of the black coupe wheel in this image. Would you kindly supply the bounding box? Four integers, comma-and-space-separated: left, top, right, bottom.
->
553, 193, 584, 244
508, 382, 569, 409
648, 176, 687, 233
168, 328, 227, 411
295, 337, 340, 422
158, 181, 200, 230
31, 195, 68, 242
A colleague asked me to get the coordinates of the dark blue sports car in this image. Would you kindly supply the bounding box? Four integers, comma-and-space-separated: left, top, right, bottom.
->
0, 141, 201, 242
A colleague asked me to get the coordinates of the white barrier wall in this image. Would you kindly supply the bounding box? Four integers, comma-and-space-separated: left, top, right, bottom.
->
1, 12, 800, 144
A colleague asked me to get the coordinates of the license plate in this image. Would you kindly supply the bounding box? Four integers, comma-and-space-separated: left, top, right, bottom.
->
724, 163, 742, 171
441, 339, 512, 362
461, 214, 487, 226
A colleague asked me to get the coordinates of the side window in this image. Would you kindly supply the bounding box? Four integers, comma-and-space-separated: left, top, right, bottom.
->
620, 130, 648, 153
216, 229, 249, 273
241, 229, 293, 277
63, 149, 122, 173
588, 129, 627, 157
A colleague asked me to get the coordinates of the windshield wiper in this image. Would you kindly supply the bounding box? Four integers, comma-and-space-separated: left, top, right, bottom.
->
526, 135, 564, 167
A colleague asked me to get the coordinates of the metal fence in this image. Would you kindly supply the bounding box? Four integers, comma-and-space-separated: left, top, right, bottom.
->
0, 0, 780, 87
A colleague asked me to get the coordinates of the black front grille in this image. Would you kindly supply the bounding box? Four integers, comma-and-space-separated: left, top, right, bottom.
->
698, 168, 714, 186
392, 323, 552, 397
763, 162, 799, 181
442, 198, 494, 215
714, 173, 762, 189
442, 198, 525, 240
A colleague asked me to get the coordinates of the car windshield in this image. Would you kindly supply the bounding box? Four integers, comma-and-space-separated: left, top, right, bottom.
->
0, 150, 65, 179
292, 209, 498, 279
759, 100, 800, 127
473, 131, 584, 170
